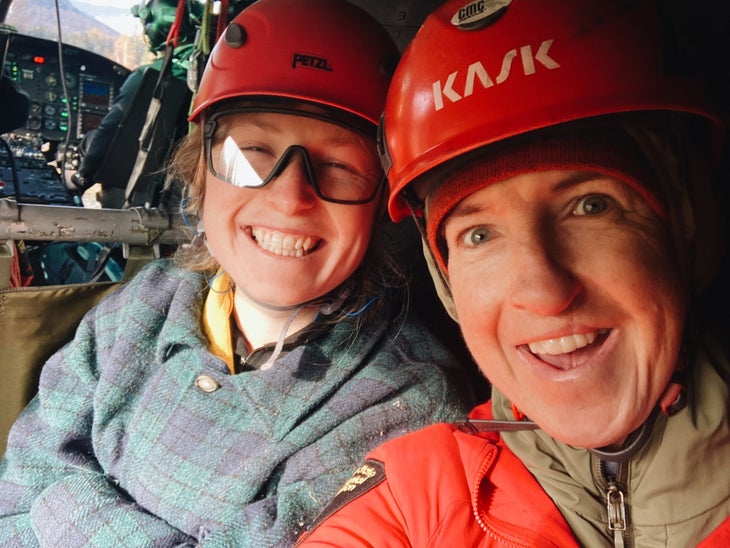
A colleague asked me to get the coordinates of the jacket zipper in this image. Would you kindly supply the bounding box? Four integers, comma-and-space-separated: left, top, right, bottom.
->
606, 480, 627, 547
472, 446, 564, 548
472, 449, 528, 547
592, 456, 631, 548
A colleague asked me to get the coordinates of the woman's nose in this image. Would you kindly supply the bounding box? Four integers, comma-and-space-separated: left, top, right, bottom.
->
263, 155, 317, 212
508, 230, 581, 316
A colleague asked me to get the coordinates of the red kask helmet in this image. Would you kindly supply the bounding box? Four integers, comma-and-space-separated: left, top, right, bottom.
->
382, 0, 727, 222
188, 0, 399, 129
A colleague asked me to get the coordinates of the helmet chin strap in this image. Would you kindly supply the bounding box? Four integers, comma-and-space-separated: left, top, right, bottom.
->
405, 198, 460, 323
456, 350, 690, 463
456, 404, 661, 462
588, 407, 660, 462
236, 282, 352, 371
235, 281, 351, 314
193, 211, 357, 369
590, 350, 689, 462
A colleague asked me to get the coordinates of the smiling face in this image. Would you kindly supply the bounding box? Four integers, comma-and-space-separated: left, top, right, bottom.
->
439, 169, 688, 448
201, 111, 381, 307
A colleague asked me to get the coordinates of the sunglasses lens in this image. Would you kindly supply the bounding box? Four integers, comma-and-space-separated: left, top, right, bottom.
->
207, 117, 381, 204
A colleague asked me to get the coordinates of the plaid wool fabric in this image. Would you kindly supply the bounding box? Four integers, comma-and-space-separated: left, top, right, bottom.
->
0, 260, 470, 547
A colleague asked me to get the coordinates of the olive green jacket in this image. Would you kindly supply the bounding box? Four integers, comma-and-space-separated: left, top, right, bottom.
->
495, 332, 730, 546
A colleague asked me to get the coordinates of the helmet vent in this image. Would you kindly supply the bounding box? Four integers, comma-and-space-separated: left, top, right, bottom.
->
225, 23, 247, 48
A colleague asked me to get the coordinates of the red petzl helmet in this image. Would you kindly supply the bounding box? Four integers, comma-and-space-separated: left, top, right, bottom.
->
382, 0, 727, 221
188, 0, 399, 129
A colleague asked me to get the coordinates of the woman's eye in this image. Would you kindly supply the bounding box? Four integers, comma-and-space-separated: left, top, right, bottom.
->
573, 194, 610, 216
241, 145, 270, 155
321, 160, 354, 174
462, 226, 491, 246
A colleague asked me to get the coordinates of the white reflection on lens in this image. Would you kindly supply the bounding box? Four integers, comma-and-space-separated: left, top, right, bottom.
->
220, 136, 265, 188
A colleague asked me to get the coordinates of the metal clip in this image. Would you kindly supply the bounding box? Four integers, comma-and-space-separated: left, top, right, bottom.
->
606, 482, 627, 531
606, 482, 627, 547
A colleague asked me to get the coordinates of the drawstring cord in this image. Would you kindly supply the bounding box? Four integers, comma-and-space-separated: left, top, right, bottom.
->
253, 281, 385, 371
259, 305, 306, 371
256, 284, 355, 370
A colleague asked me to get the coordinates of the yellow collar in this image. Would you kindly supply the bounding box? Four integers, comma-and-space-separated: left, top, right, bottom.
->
201, 271, 236, 374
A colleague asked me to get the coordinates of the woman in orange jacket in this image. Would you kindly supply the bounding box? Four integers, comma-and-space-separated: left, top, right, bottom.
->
298, 0, 730, 545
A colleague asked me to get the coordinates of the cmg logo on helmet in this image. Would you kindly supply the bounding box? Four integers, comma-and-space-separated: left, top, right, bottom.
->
292, 53, 333, 72
432, 39, 560, 111
454, 0, 487, 25
451, 0, 511, 30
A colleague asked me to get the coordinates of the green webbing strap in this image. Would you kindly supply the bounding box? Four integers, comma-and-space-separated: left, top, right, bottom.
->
122, 244, 159, 280
0, 240, 12, 289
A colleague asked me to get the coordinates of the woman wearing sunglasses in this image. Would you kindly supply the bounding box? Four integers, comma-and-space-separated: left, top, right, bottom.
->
0, 1, 471, 545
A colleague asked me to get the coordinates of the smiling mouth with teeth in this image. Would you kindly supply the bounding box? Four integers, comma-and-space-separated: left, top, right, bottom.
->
528, 329, 610, 356
251, 227, 317, 257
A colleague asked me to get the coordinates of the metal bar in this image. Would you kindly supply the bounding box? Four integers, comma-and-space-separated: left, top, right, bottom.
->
0, 198, 191, 246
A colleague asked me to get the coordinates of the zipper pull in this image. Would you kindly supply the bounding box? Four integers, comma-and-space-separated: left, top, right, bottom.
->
606, 481, 627, 548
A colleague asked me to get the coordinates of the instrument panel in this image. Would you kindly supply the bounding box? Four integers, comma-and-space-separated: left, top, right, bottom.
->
1, 32, 129, 204
6, 32, 129, 142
